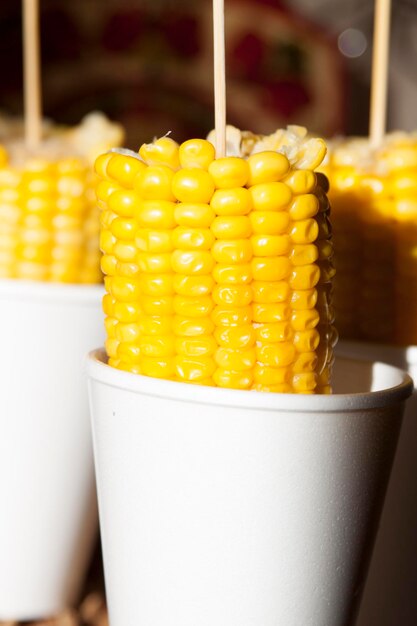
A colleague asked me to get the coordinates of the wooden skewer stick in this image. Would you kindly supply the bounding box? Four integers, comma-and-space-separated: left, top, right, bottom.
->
23, 0, 42, 150
213, 0, 226, 158
369, 0, 392, 149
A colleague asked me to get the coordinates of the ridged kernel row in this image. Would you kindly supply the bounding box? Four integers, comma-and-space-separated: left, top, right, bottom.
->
210, 157, 254, 389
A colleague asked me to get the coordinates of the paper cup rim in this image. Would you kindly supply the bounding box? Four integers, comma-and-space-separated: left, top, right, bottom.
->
0, 278, 103, 304
87, 349, 413, 413
338, 339, 417, 369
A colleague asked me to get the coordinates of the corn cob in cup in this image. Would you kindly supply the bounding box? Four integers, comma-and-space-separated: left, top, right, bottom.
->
96, 126, 337, 393
323, 134, 417, 345
0, 112, 123, 283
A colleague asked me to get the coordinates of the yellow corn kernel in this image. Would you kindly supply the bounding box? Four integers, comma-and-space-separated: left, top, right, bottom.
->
104, 316, 118, 338
247, 151, 290, 185
212, 240, 252, 264
289, 195, 319, 220
251, 257, 291, 281
139, 335, 176, 357
108, 277, 141, 301
290, 219, 319, 244
117, 343, 141, 364
105, 338, 120, 359
107, 154, 146, 187
96, 179, 119, 204
175, 336, 217, 357
134, 200, 176, 229
179, 139, 216, 170
175, 356, 216, 381
249, 182, 292, 211
140, 356, 176, 379
115, 322, 140, 343
252, 383, 293, 393
213, 369, 253, 390
290, 265, 320, 290
294, 329, 320, 352
117, 361, 142, 375
208, 157, 249, 188
252, 281, 290, 303
214, 324, 256, 348
212, 305, 252, 326
102, 293, 116, 316
291, 288, 317, 310
116, 261, 140, 277
213, 263, 252, 284
256, 342, 296, 367
283, 169, 316, 195
211, 187, 252, 216
292, 352, 318, 373
135, 229, 173, 253
253, 302, 290, 323
249, 211, 290, 235
174, 203, 215, 227
173, 274, 214, 296
138, 315, 173, 335
108, 189, 140, 218
114, 301, 141, 323
292, 372, 317, 393
172, 169, 215, 203
173, 316, 215, 336
215, 347, 256, 370
94, 152, 113, 179
138, 274, 174, 296
134, 165, 176, 201
174, 295, 213, 317
290, 244, 319, 266
110, 217, 137, 240
211, 215, 252, 239
251, 234, 291, 257
213, 285, 252, 306
137, 252, 172, 274
114, 241, 138, 262
141, 295, 175, 316
172, 227, 214, 250
254, 364, 289, 385
171, 250, 214, 274
291, 309, 320, 331
139, 136, 180, 169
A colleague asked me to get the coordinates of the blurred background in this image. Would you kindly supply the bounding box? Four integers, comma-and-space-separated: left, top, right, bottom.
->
0, 0, 415, 147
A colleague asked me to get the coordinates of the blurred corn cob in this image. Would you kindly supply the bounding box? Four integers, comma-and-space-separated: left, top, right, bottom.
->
0, 112, 123, 283
96, 126, 337, 393
322, 134, 417, 345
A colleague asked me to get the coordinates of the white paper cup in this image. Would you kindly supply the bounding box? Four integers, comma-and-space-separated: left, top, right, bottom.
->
0, 280, 105, 620
87, 350, 412, 626
337, 340, 417, 626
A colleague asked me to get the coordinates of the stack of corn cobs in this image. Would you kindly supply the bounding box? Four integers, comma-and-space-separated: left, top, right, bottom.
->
0, 113, 123, 283
321, 135, 417, 347
96, 126, 337, 393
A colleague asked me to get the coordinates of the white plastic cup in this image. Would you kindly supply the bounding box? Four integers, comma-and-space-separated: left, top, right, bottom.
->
0, 280, 105, 621
337, 340, 417, 626
87, 350, 412, 626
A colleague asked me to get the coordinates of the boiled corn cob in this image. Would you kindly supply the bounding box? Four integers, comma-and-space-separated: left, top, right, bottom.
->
322, 134, 417, 345
96, 126, 337, 393
0, 112, 123, 283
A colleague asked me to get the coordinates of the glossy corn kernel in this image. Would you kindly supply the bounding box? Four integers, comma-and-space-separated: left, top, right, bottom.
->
323, 135, 417, 345
98, 125, 335, 392
0, 113, 123, 282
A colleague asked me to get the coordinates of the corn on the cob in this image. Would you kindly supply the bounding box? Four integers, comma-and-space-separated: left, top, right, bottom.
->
0, 112, 123, 283
97, 125, 336, 393
322, 134, 417, 345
